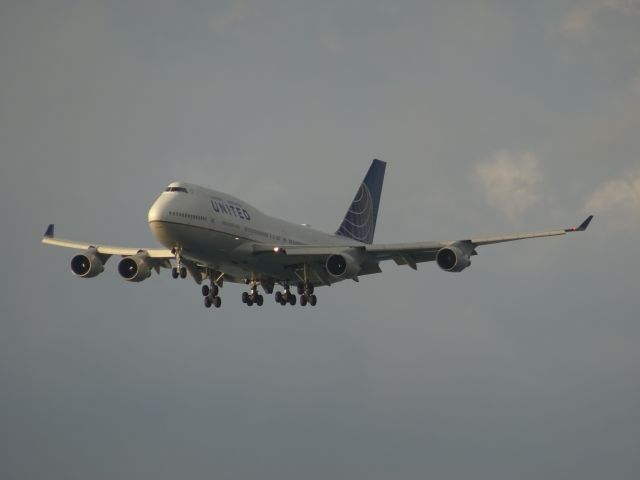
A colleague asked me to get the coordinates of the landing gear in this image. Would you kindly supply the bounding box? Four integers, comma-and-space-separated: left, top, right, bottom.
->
203, 293, 221, 308
203, 292, 221, 308
170, 247, 188, 279
275, 283, 297, 306
202, 273, 222, 309
171, 266, 187, 278
202, 284, 218, 298
242, 281, 264, 307
296, 282, 314, 295
296, 265, 317, 307
297, 282, 317, 307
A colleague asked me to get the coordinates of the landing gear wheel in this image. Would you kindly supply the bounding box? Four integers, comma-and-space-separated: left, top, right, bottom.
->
172, 267, 179, 279
179, 266, 187, 279
309, 294, 317, 306
204, 296, 212, 308
300, 295, 308, 306
297, 282, 305, 295
308, 284, 314, 294
289, 294, 296, 306
256, 295, 264, 306
202, 285, 210, 297
213, 296, 221, 308
242, 292, 249, 304
211, 285, 219, 297
246, 297, 254, 306
275, 291, 282, 303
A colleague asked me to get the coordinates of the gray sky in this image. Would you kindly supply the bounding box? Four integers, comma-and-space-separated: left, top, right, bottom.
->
1, 1, 639, 478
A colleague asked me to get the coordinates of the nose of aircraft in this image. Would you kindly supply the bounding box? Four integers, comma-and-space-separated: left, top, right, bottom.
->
147, 191, 177, 249
147, 193, 169, 224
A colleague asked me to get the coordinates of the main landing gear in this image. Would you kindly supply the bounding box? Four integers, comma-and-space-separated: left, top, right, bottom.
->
274, 282, 317, 306
296, 282, 317, 307
242, 281, 264, 307
274, 288, 296, 306
202, 278, 222, 309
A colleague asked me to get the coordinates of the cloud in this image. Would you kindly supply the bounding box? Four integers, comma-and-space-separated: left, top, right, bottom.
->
561, 3, 596, 39
209, 0, 252, 34
585, 170, 640, 214
561, 0, 640, 39
474, 151, 542, 219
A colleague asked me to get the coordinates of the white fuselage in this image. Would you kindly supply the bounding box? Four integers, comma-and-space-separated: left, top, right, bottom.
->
147, 181, 358, 282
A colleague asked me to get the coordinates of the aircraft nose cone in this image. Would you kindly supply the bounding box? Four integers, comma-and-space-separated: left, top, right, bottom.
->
147, 196, 166, 223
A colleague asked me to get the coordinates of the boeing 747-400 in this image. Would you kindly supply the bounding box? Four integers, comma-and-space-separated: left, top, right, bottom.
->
42, 159, 592, 308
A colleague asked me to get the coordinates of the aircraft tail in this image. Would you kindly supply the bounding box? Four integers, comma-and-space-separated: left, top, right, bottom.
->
335, 159, 386, 244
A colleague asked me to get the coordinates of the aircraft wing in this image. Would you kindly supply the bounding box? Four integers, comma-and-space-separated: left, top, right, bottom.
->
41, 224, 173, 259
252, 216, 593, 271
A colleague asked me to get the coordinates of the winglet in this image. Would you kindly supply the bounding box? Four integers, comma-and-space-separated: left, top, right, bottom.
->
565, 215, 593, 233
44, 224, 55, 238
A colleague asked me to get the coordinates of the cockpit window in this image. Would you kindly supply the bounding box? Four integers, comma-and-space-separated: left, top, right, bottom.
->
165, 186, 188, 193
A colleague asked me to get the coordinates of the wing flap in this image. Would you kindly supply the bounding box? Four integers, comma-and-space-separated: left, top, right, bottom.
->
391, 254, 418, 270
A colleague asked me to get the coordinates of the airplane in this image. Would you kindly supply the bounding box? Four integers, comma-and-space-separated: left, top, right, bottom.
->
42, 159, 593, 309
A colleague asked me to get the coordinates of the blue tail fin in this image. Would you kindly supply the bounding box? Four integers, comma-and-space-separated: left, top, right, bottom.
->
335, 159, 386, 244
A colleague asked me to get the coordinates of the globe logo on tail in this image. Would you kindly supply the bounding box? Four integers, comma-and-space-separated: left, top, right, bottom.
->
336, 182, 375, 244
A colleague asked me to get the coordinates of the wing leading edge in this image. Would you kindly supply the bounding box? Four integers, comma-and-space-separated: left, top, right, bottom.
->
41, 224, 173, 258
470, 215, 594, 247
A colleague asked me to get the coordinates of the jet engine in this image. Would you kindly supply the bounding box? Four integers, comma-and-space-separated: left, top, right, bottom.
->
325, 252, 360, 279
70, 251, 105, 278
118, 253, 152, 282
436, 245, 471, 272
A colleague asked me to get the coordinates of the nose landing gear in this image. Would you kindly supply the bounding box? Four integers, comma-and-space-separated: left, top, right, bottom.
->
170, 247, 187, 279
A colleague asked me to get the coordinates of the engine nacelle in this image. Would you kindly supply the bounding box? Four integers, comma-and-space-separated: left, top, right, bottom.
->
118, 254, 152, 282
325, 252, 360, 279
436, 246, 471, 272
70, 252, 105, 278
